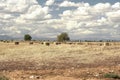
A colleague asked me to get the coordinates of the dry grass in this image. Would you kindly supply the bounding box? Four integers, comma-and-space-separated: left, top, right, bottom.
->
0, 42, 120, 64
0, 42, 120, 80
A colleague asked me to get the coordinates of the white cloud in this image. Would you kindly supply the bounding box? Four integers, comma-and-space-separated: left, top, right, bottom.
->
0, 0, 53, 38
59, 1, 89, 7
45, 14, 52, 19
60, 1, 79, 7
0, 13, 14, 19
0, 0, 120, 39
1, 0, 38, 13
45, 0, 55, 6
56, 2, 120, 39
2, 26, 21, 35
93, 3, 111, 11
81, 30, 94, 34
106, 10, 120, 23
112, 2, 120, 9
20, 6, 50, 20
66, 21, 78, 30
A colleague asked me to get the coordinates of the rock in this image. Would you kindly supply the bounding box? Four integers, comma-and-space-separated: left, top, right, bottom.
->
94, 73, 99, 77
29, 75, 35, 79
71, 67, 74, 70
109, 70, 114, 73
29, 75, 42, 79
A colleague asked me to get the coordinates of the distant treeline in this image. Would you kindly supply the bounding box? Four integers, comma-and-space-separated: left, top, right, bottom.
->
0, 39, 120, 42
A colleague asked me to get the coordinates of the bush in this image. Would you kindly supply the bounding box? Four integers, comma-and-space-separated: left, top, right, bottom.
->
0, 76, 9, 80
104, 73, 120, 79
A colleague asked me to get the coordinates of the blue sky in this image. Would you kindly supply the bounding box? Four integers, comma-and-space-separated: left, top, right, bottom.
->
0, 0, 120, 40
37, 0, 120, 18
70, 0, 120, 5
37, 0, 120, 5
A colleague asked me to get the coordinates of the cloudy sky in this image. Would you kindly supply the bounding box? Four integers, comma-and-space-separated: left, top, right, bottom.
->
0, 0, 120, 40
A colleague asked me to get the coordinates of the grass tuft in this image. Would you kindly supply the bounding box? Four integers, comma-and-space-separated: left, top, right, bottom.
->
0, 76, 9, 80
104, 73, 120, 79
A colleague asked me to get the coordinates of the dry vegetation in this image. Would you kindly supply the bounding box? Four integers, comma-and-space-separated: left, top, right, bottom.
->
0, 41, 120, 80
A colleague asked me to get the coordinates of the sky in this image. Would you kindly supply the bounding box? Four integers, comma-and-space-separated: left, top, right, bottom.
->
0, 0, 120, 40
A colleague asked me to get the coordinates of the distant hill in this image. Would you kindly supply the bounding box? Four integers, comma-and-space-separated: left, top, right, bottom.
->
0, 35, 13, 40
0, 35, 56, 41
0, 35, 119, 41
32, 37, 56, 41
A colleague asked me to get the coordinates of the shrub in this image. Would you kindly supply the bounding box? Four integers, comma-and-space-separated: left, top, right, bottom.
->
0, 76, 9, 80
104, 73, 120, 79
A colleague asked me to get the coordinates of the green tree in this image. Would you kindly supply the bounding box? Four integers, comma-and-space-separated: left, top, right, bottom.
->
57, 32, 70, 42
24, 34, 32, 41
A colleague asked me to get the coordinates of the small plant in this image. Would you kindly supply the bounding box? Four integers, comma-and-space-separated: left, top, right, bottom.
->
0, 76, 9, 80
104, 73, 120, 79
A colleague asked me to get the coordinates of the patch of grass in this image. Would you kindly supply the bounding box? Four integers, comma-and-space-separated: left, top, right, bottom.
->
104, 73, 120, 79
0, 76, 9, 80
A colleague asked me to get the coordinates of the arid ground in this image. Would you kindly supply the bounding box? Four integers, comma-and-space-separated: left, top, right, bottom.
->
0, 41, 120, 80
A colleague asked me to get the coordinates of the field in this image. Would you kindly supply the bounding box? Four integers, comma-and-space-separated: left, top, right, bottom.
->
0, 41, 120, 80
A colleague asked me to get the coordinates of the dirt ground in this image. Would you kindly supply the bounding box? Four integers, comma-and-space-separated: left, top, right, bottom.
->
0, 42, 120, 80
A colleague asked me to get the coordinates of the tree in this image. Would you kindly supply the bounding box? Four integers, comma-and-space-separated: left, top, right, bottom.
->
24, 34, 32, 41
57, 32, 70, 42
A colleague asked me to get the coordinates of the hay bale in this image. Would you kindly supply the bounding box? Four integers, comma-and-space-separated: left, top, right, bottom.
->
77, 42, 83, 45
3, 40, 6, 43
66, 42, 72, 45
3, 40, 8, 43
0, 40, 3, 42
6, 41, 10, 43
54, 42, 61, 45
99, 43, 103, 46
15, 42, 19, 45
29, 42, 33, 45
104, 42, 110, 46
87, 42, 91, 45
44, 42, 50, 46
40, 42, 43, 44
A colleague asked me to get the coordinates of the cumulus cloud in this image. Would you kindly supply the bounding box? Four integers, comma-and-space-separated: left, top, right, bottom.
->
0, 0, 38, 13
56, 2, 120, 39
0, 0, 120, 40
59, 1, 79, 7
19, 6, 51, 20
106, 10, 120, 23
45, 0, 55, 6
59, 1, 89, 7
0, 0, 53, 37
